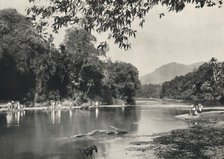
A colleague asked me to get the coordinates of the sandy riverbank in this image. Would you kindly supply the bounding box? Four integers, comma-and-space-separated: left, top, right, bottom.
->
148, 110, 224, 159
125, 110, 224, 159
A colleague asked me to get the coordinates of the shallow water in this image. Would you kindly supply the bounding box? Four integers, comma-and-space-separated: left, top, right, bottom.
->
0, 99, 189, 159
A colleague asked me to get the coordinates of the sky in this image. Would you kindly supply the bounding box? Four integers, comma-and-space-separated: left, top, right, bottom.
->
0, 0, 224, 76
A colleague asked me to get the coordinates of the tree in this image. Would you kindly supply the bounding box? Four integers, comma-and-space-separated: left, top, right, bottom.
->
103, 61, 141, 104
209, 57, 219, 82
0, 8, 141, 105
0, 9, 57, 103
160, 59, 224, 104
27, 0, 222, 50
136, 84, 162, 98
60, 28, 105, 102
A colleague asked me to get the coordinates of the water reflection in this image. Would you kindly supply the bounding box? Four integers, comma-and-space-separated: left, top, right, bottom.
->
6, 112, 13, 126
121, 106, 125, 112
6, 111, 25, 127
0, 100, 189, 159
95, 107, 99, 118
69, 109, 72, 119
51, 110, 61, 124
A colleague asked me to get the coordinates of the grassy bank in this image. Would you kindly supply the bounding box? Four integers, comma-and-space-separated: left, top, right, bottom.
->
151, 111, 224, 159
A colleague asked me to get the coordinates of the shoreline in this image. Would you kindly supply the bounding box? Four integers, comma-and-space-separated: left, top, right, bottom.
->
2, 100, 224, 158
125, 109, 224, 159
0, 104, 129, 112
149, 110, 224, 159
0, 106, 79, 112
1, 104, 223, 113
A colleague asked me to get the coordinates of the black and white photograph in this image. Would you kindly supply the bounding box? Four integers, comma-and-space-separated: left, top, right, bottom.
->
0, 0, 224, 158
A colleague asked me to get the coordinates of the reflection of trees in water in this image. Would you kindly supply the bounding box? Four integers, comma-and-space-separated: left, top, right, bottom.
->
54, 107, 140, 158
69, 109, 72, 119
49, 107, 140, 137
88, 106, 140, 133
95, 107, 99, 119
0, 111, 53, 158
50, 110, 61, 124
6, 111, 25, 127
0, 107, 140, 159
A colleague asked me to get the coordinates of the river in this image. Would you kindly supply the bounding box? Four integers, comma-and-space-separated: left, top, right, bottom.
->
0, 99, 190, 159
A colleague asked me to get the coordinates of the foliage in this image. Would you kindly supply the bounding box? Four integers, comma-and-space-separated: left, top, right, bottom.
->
0, 9, 141, 105
59, 28, 140, 104
160, 58, 224, 103
136, 84, 162, 98
102, 61, 141, 104
27, 0, 223, 50
0, 9, 57, 103
57, 28, 105, 102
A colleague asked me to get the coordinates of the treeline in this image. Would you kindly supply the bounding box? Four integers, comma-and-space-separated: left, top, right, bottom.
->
137, 58, 224, 104
0, 9, 140, 105
136, 84, 161, 98
160, 58, 224, 104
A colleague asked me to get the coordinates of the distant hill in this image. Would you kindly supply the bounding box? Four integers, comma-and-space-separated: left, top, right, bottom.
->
140, 62, 204, 85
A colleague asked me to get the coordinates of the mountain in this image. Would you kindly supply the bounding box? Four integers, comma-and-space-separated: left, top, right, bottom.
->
140, 62, 204, 85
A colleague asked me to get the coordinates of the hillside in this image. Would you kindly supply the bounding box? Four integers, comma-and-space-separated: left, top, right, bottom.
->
160, 59, 224, 103
140, 62, 204, 85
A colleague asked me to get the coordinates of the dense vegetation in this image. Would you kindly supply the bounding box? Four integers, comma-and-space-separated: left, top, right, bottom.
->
160, 58, 224, 104
0, 9, 140, 105
136, 84, 161, 98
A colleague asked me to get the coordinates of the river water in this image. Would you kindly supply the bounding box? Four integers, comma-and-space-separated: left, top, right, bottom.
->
0, 99, 190, 159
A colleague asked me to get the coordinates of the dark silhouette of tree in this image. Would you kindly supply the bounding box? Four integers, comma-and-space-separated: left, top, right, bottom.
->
0, 9, 141, 105
0, 9, 56, 103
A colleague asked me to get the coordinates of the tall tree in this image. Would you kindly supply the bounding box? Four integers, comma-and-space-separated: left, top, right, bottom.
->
0, 9, 57, 103
61, 28, 104, 102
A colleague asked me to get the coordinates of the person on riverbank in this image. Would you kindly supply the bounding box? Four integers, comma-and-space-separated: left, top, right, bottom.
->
16, 101, 20, 109
95, 101, 99, 107
197, 103, 203, 113
7, 101, 12, 110
50, 100, 56, 108
57, 101, 61, 108
11, 101, 15, 109
193, 105, 198, 116
190, 104, 198, 116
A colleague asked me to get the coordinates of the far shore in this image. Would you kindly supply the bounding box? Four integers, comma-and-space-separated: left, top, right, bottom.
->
0, 106, 78, 112
1, 100, 224, 113
0, 104, 129, 112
